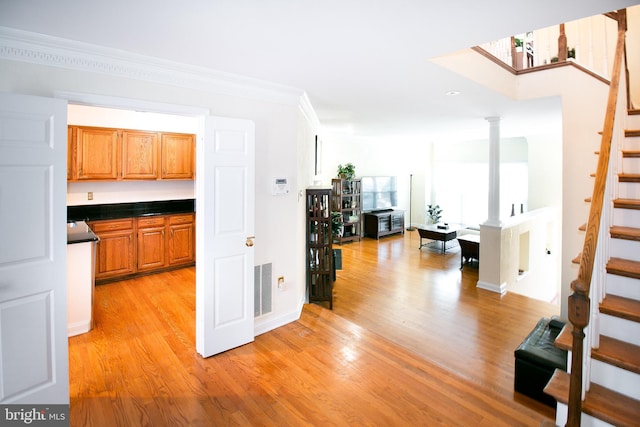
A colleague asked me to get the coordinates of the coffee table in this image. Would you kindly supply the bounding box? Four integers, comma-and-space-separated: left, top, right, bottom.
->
417, 224, 464, 254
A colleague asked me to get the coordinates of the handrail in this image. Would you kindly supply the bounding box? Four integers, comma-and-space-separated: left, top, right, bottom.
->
565, 10, 626, 427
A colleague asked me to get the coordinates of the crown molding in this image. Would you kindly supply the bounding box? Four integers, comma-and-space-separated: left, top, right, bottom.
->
0, 26, 307, 107
298, 92, 321, 132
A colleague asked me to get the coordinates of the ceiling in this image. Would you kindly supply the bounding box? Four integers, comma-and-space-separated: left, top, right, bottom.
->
1, 0, 638, 140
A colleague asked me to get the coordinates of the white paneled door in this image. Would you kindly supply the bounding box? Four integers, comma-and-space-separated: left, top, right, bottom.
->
0, 93, 68, 403
196, 116, 255, 357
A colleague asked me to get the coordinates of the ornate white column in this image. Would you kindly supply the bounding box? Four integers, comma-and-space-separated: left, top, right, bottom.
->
484, 116, 502, 227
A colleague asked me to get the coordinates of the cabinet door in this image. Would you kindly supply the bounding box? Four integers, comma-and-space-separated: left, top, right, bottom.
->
122, 130, 159, 180
391, 212, 404, 231
161, 133, 195, 179
90, 219, 136, 280
75, 127, 120, 180
95, 230, 136, 279
137, 226, 166, 271
168, 215, 194, 265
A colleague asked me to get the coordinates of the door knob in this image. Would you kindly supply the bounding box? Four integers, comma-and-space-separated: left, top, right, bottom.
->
246, 236, 255, 247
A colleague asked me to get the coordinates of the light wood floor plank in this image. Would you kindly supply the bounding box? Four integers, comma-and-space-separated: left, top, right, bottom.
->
69, 231, 558, 426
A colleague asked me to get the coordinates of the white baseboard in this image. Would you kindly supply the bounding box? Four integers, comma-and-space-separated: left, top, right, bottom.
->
254, 297, 305, 336
68, 321, 91, 337
476, 280, 507, 294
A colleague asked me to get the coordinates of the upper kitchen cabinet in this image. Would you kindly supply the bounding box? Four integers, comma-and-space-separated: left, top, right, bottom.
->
73, 126, 120, 181
121, 130, 160, 180
161, 133, 195, 180
68, 126, 195, 181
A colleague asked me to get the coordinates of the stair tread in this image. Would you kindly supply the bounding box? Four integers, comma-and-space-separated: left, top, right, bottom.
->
544, 370, 640, 427
619, 173, 640, 182
600, 294, 640, 322
622, 150, 640, 157
610, 226, 640, 241
555, 326, 640, 375
626, 129, 640, 137
555, 324, 572, 351
607, 257, 640, 280
594, 335, 640, 375
613, 198, 640, 210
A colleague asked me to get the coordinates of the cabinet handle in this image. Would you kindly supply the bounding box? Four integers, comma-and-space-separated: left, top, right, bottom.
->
162, 230, 165, 237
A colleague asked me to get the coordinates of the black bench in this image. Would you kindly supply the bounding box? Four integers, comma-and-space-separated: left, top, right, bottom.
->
514, 317, 567, 407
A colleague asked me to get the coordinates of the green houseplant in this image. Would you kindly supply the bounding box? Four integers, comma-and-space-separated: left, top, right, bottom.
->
427, 204, 443, 224
336, 163, 355, 180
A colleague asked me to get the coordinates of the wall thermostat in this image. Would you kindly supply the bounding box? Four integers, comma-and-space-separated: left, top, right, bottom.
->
272, 177, 290, 195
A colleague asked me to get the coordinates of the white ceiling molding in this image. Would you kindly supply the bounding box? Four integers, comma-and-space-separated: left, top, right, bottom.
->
298, 92, 321, 133
0, 26, 305, 107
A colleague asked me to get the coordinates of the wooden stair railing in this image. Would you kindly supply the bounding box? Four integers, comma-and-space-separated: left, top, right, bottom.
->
565, 10, 627, 427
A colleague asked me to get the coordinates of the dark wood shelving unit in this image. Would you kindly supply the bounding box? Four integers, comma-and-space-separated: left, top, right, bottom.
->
363, 209, 405, 239
331, 178, 362, 244
306, 188, 334, 309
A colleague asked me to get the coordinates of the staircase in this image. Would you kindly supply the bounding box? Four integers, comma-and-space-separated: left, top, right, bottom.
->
542, 9, 640, 425
545, 108, 640, 426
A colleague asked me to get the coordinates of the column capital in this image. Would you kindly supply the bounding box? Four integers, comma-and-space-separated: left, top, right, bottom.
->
485, 116, 501, 123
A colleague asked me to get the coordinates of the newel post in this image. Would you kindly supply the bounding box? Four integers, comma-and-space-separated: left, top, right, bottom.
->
558, 24, 568, 62
566, 279, 590, 427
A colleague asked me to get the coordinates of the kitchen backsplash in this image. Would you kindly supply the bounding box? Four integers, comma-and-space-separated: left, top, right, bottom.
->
67, 180, 195, 206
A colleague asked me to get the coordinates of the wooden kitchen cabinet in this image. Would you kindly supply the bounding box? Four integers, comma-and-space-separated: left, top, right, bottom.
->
88, 213, 195, 283
90, 219, 136, 280
121, 130, 159, 180
137, 216, 166, 271
161, 133, 195, 179
67, 127, 73, 180
168, 213, 195, 265
68, 126, 195, 182
74, 126, 120, 180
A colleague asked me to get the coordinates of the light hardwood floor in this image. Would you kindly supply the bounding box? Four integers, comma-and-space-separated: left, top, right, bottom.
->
69, 230, 559, 426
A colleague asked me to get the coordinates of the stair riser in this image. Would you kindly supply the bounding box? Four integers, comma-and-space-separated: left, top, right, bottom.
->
623, 138, 640, 151
600, 313, 640, 346
626, 114, 640, 126
609, 238, 640, 261
555, 403, 613, 427
616, 181, 640, 199
591, 359, 640, 401
606, 274, 640, 300
621, 158, 640, 174
612, 208, 640, 225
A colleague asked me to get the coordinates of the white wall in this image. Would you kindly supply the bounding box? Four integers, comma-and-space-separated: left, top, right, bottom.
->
0, 53, 313, 334
516, 66, 608, 319
320, 132, 431, 227
501, 207, 561, 302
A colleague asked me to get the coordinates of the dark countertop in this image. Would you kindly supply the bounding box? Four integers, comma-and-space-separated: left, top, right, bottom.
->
67, 199, 195, 222
67, 220, 99, 244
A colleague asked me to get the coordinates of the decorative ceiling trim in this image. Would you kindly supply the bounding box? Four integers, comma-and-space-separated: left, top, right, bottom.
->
0, 26, 305, 107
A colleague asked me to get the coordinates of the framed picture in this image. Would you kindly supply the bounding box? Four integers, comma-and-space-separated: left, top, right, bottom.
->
314, 135, 323, 175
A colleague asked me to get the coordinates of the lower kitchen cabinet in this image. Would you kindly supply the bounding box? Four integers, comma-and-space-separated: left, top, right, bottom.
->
168, 213, 195, 266
89, 213, 194, 283
137, 216, 167, 271
90, 219, 136, 280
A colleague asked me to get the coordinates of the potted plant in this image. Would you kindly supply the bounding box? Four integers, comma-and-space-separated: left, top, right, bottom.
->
427, 204, 443, 224
337, 163, 355, 180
